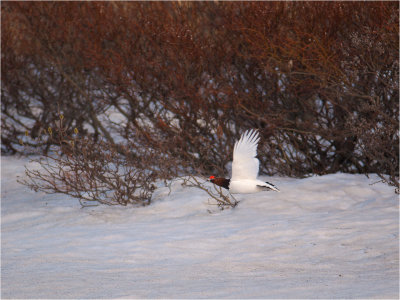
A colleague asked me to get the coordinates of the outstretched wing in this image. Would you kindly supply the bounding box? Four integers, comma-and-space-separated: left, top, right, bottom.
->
231, 129, 260, 181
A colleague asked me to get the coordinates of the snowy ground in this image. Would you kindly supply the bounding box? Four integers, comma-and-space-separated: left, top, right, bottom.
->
1, 156, 399, 299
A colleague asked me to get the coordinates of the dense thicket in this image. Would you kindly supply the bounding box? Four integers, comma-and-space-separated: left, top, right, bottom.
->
2, 1, 399, 196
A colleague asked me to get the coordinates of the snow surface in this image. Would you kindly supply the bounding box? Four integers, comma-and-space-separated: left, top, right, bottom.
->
1, 156, 399, 299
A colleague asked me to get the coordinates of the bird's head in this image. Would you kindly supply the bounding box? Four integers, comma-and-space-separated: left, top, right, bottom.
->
207, 175, 230, 190
207, 175, 216, 183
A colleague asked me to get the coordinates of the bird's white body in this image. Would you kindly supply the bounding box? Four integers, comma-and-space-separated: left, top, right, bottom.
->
229, 179, 272, 194
229, 129, 279, 194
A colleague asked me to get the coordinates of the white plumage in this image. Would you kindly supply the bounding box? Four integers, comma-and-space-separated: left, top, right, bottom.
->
229, 129, 280, 194
231, 129, 260, 181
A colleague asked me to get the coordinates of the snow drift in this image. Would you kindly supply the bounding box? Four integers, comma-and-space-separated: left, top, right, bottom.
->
1, 156, 399, 298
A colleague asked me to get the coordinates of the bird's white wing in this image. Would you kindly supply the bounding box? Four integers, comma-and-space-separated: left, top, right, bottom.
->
231, 129, 260, 181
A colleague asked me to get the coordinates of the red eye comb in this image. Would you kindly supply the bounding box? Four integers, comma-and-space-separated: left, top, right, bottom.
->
209, 175, 215, 179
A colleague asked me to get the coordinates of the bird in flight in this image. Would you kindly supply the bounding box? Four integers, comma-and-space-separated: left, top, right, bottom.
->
208, 129, 280, 194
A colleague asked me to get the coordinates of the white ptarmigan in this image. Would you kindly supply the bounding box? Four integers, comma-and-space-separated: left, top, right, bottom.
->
208, 129, 280, 193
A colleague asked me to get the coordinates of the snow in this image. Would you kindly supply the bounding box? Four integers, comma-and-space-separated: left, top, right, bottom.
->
1, 156, 399, 299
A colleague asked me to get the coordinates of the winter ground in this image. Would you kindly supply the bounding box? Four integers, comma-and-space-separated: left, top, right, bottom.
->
1, 156, 399, 299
